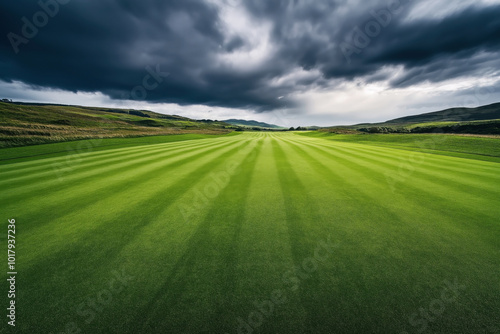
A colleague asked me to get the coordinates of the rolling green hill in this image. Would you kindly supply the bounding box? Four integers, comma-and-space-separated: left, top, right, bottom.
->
355, 119, 500, 135
0, 102, 236, 147
321, 103, 500, 135
354, 102, 500, 128
384, 102, 500, 124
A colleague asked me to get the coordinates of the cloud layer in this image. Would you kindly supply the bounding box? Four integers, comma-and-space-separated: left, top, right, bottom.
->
1, 0, 499, 123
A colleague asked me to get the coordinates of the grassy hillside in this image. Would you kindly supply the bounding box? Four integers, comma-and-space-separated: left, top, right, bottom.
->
0, 102, 236, 148
1, 132, 498, 333
354, 119, 500, 135
384, 102, 500, 124
353, 102, 500, 128
320, 103, 500, 135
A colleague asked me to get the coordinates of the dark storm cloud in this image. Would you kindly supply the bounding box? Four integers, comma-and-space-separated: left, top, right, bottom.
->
270, 1, 500, 84
389, 51, 500, 88
0, 0, 229, 103
0, 0, 499, 112
370, 5, 500, 87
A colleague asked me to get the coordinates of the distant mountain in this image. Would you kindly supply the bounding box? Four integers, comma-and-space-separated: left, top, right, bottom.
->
360, 102, 500, 127
223, 119, 284, 129
320, 102, 500, 135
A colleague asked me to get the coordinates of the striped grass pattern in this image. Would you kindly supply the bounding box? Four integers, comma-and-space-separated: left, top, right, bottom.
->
1, 132, 499, 333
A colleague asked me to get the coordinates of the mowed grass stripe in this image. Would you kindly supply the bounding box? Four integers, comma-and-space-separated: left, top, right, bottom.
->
343, 140, 500, 178
0, 136, 202, 173
17, 137, 251, 267
308, 136, 500, 191
271, 136, 345, 333
274, 135, 438, 332
283, 135, 500, 220
232, 136, 307, 333
293, 133, 500, 176
1, 137, 247, 230
278, 135, 451, 331
0, 133, 240, 166
17, 136, 256, 332
67, 136, 264, 333
325, 142, 500, 220
292, 134, 500, 240
0, 136, 237, 201
125, 139, 265, 333
280, 135, 499, 264
286, 134, 500, 188
0, 135, 237, 182
275, 134, 500, 332
283, 137, 500, 218
2, 132, 498, 333
281, 134, 498, 260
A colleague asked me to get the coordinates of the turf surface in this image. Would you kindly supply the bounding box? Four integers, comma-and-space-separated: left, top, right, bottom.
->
300, 131, 500, 162
1, 132, 499, 333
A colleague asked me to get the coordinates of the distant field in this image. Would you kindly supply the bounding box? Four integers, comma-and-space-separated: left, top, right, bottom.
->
1, 132, 499, 333
301, 131, 500, 162
404, 119, 500, 129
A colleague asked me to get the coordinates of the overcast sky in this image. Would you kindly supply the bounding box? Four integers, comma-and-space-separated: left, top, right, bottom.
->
1, 0, 499, 126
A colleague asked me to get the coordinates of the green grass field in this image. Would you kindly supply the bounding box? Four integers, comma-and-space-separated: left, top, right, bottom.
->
301, 132, 500, 162
1, 132, 499, 333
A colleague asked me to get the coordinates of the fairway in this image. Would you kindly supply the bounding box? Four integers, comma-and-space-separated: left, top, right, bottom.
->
2, 132, 499, 333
